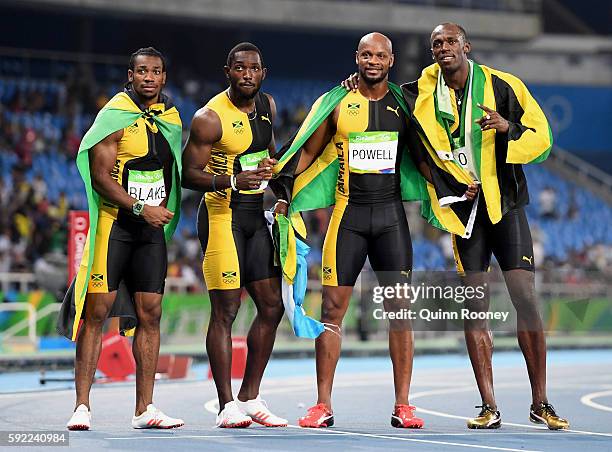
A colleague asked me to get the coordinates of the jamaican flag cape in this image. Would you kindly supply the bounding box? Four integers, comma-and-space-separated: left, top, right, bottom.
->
401, 61, 552, 233
271, 83, 461, 285
57, 89, 183, 341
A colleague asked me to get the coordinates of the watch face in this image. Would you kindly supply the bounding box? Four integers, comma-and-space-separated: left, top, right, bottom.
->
133, 201, 144, 216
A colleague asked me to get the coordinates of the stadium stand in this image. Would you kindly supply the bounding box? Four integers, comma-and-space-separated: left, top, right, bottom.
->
1, 69, 610, 278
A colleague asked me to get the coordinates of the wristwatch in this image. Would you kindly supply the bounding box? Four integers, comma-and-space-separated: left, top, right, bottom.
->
132, 200, 145, 216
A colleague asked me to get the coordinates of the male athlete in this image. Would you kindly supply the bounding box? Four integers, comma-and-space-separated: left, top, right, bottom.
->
347, 23, 569, 430
427, 23, 568, 430
182, 42, 287, 428
61, 47, 184, 430
279, 32, 433, 429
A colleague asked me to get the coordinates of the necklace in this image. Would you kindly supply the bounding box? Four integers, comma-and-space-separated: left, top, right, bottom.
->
455, 88, 464, 106
246, 104, 257, 121
226, 90, 257, 120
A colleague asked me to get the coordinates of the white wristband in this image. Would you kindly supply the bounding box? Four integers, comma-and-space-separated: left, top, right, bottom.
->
230, 174, 238, 191
275, 199, 289, 205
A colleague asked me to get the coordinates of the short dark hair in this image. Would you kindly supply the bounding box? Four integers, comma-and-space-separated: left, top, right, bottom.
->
129, 47, 166, 72
434, 23, 469, 43
226, 42, 264, 68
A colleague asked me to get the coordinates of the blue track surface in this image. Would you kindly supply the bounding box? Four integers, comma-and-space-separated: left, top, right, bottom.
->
1, 350, 611, 451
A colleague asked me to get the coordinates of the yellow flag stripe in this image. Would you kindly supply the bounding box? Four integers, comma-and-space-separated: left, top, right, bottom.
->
479, 67, 503, 224
487, 68, 552, 164
426, 183, 466, 236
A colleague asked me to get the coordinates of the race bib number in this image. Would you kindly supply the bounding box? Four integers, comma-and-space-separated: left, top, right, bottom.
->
127, 169, 166, 206
452, 145, 479, 181
239, 149, 269, 193
348, 131, 398, 174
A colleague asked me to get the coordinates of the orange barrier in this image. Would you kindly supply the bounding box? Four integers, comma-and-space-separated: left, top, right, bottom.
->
207, 336, 247, 380
97, 332, 136, 381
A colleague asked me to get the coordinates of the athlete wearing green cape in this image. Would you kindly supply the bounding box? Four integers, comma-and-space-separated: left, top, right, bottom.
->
266, 33, 477, 430
60, 48, 184, 431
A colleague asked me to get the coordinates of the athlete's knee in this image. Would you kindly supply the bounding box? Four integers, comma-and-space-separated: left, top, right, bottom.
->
321, 290, 349, 324
248, 279, 284, 323
137, 303, 162, 329
464, 318, 489, 331
210, 300, 240, 328
83, 296, 114, 326
260, 301, 284, 326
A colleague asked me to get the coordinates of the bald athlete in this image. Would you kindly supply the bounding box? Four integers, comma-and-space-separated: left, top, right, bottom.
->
289, 33, 425, 429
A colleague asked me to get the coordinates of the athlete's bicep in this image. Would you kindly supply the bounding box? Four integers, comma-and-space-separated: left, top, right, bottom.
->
183, 109, 221, 169
296, 113, 336, 174
182, 108, 222, 190
89, 129, 136, 210
89, 130, 123, 189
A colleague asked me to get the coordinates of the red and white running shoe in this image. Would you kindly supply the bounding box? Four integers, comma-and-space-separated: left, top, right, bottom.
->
237, 396, 288, 427
67, 404, 91, 431
298, 403, 334, 428
215, 401, 252, 428
391, 404, 424, 428
131, 404, 184, 429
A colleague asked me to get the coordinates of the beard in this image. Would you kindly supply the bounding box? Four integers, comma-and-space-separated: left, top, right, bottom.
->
359, 67, 389, 85
231, 81, 260, 101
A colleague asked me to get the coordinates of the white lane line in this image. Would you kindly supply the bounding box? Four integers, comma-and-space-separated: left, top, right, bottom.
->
203, 380, 612, 439
202, 385, 544, 452
106, 432, 350, 440
284, 426, 541, 452
203, 398, 219, 415
371, 432, 573, 436
105, 430, 571, 444
410, 385, 612, 438
580, 389, 612, 413
415, 405, 612, 438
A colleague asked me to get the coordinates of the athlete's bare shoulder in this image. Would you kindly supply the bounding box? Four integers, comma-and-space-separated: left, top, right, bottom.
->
190, 106, 222, 144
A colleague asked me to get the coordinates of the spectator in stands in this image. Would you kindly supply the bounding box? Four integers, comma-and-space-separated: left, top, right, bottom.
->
0, 176, 9, 215
539, 186, 557, 219
15, 125, 35, 167
62, 124, 81, 158
32, 173, 47, 203
0, 227, 11, 273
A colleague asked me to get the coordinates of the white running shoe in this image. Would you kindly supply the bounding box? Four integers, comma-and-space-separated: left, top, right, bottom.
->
67, 404, 91, 431
238, 395, 288, 427
131, 404, 184, 429
215, 401, 252, 428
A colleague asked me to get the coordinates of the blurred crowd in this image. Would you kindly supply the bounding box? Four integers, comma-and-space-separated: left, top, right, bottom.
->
0, 67, 610, 290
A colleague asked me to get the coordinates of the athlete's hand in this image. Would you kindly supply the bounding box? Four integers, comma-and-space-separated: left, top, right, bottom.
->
341, 72, 359, 92
142, 205, 174, 228
235, 168, 267, 190
273, 200, 289, 216
464, 183, 479, 201
475, 104, 509, 133
257, 157, 277, 180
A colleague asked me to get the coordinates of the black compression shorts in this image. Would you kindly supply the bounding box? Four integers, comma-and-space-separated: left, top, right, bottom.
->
88, 215, 167, 294
322, 199, 413, 287
452, 201, 535, 272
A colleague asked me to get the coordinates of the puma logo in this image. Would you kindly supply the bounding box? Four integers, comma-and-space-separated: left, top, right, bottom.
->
386, 105, 400, 117
522, 256, 533, 265
400, 270, 411, 278
260, 114, 271, 124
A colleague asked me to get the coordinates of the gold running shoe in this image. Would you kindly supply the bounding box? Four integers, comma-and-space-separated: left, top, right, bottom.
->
529, 402, 569, 430
467, 404, 501, 429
